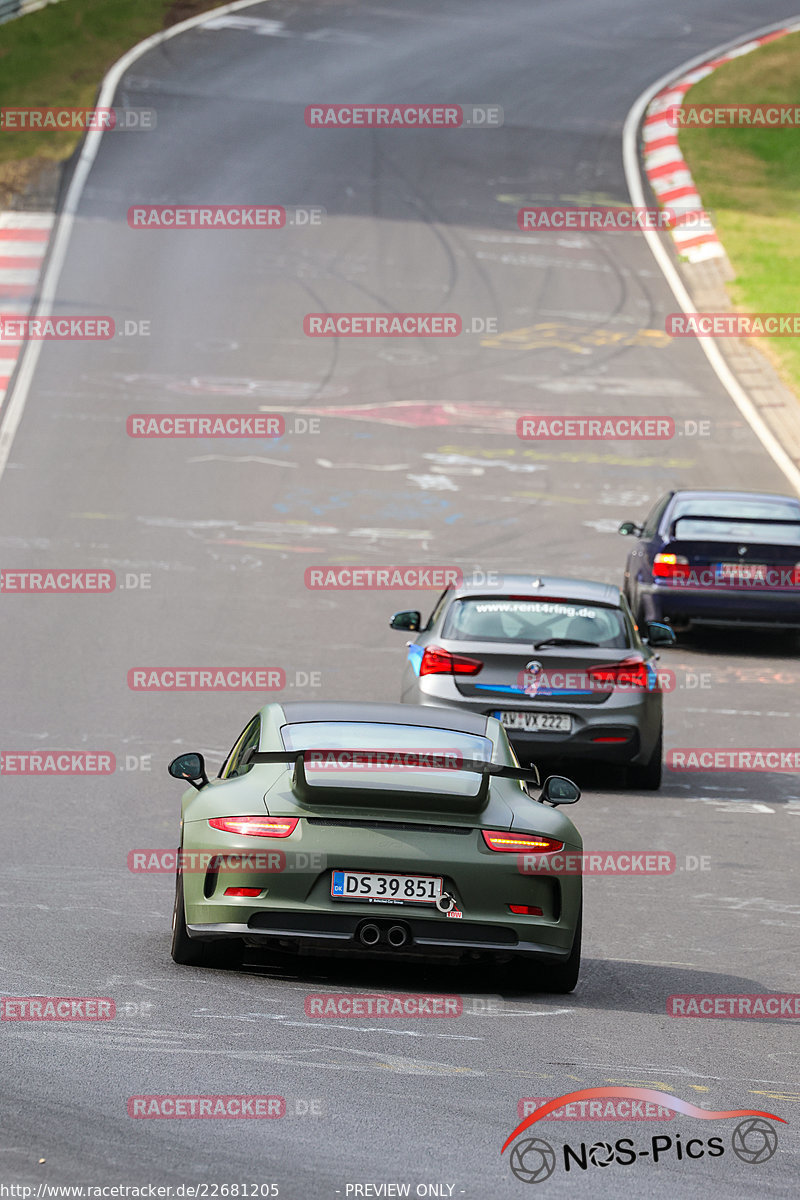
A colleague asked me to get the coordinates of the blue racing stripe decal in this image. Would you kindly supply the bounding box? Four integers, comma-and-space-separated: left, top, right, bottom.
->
407, 643, 424, 676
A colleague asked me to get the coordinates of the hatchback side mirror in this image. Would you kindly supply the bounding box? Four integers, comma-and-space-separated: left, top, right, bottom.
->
168, 752, 209, 790
390, 610, 421, 631
541, 775, 581, 805
646, 621, 676, 647
618, 521, 642, 536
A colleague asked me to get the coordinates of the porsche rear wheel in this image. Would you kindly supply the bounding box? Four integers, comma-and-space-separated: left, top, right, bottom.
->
546, 911, 582, 993
517, 910, 582, 994
170, 868, 241, 968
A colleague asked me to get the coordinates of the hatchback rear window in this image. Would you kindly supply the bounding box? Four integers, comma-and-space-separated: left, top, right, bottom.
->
441, 598, 628, 648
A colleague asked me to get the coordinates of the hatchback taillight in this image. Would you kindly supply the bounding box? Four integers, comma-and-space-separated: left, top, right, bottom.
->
419, 646, 483, 676
653, 553, 689, 579
587, 657, 649, 690
208, 816, 298, 838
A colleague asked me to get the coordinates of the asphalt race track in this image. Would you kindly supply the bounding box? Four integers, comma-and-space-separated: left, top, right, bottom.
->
1, 1, 799, 1196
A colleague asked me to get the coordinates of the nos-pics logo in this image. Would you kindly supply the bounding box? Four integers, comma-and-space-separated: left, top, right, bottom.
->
502, 1088, 783, 1184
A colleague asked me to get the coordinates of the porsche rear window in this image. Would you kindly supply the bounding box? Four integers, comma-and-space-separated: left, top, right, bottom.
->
280, 721, 492, 795
282, 721, 490, 758
670, 498, 800, 545
441, 598, 628, 647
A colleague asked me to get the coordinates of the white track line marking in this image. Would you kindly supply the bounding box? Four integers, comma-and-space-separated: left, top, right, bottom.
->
0, 0, 272, 482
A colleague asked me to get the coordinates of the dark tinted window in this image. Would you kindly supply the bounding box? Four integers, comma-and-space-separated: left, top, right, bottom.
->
220, 716, 261, 779
642, 494, 671, 537
425, 586, 452, 630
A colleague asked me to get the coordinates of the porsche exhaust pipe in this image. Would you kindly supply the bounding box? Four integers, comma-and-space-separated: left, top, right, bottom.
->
387, 924, 408, 948
359, 923, 381, 947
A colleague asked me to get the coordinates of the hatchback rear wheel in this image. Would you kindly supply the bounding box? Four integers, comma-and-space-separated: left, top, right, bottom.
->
627, 726, 663, 791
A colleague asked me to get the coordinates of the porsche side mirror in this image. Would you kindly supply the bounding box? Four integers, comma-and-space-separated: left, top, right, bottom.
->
541, 775, 580, 805
390, 610, 421, 631
646, 621, 676, 647
618, 521, 642, 537
168, 752, 209, 791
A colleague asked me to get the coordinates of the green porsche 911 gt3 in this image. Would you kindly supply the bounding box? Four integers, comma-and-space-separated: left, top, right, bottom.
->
168, 701, 584, 991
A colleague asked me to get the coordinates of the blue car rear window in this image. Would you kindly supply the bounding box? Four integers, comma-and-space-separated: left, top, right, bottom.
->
669, 498, 800, 545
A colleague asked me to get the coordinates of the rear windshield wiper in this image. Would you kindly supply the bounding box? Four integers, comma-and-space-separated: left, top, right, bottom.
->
533, 637, 599, 649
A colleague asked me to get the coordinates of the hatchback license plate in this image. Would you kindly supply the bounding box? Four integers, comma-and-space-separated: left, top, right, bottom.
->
499, 711, 572, 732
331, 870, 443, 903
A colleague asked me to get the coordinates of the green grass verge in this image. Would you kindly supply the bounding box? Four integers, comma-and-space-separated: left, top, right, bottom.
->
0, 0, 227, 166
678, 31, 800, 390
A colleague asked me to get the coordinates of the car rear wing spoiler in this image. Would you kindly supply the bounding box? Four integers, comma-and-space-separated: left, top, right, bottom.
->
247, 749, 541, 812
668, 513, 800, 539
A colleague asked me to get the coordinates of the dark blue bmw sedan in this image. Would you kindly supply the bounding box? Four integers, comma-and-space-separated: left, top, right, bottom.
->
619, 489, 800, 632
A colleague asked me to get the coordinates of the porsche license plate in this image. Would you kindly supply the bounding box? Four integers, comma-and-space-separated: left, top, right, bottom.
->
331, 870, 443, 903
499, 711, 572, 732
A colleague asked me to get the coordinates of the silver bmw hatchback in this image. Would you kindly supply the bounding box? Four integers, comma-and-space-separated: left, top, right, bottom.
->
390, 574, 674, 789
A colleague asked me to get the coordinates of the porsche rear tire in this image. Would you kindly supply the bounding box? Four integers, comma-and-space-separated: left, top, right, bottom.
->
546, 911, 582, 994
171, 869, 241, 969
518, 910, 582, 994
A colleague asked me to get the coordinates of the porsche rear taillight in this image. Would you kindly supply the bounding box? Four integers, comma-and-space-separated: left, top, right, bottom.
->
482, 831, 563, 853
587, 657, 649, 690
419, 645, 483, 676
653, 553, 689, 579
208, 816, 298, 838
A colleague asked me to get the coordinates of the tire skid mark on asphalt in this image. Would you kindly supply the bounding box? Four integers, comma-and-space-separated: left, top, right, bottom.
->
2, 1029, 481, 1073
684, 707, 800, 718
691, 895, 800, 914
187, 456, 299, 468
445, 447, 696, 469
192, 1010, 483, 1040
683, 798, 776, 813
